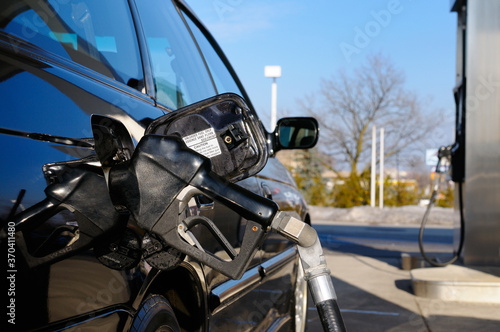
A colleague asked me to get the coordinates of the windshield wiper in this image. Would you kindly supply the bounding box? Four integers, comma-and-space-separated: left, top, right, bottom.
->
0, 127, 94, 148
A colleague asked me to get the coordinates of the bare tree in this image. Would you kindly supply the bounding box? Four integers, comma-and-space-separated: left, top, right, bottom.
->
300, 54, 441, 177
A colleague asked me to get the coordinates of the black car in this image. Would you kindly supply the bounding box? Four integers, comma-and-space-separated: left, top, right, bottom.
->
0, 1, 317, 331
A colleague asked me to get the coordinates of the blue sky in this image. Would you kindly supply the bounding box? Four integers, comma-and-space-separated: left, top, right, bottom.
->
187, 0, 458, 144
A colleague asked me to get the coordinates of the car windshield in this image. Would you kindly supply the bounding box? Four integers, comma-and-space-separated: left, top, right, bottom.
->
0, 0, 144, 91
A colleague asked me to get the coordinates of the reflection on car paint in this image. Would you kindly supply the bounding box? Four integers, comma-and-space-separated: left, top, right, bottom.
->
0, 0, 311, 330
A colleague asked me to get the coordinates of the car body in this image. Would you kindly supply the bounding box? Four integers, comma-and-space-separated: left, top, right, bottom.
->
0, 1, 312, 331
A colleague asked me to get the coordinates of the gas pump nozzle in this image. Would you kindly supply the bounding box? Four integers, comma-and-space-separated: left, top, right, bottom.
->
13, 161, 128, 269
105, 133, 345, 330
106, 134, 277, 279
92, 94, 345, 330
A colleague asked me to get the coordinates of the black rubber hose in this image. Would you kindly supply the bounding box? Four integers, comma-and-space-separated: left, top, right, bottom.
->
316, 299, 347, 332
418, 161, 465, 267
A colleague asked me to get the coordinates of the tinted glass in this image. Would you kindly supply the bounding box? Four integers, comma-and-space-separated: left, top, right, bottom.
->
278, 118, 318, 148
183, 13, 243, 96
135, 0, 216, 109
0, 0, 144, 90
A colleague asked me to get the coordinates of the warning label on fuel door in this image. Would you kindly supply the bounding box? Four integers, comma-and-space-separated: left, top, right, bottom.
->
182, 128, 222, 158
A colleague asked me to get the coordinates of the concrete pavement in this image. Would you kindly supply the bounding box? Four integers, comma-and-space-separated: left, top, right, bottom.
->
305, 206, 500, 331
306, 249, 500, 331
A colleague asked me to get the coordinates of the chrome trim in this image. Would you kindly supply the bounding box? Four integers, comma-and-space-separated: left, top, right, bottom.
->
260, 246, 297, 277
210, 264, 262, 314
210, 246, 298, 314
268, 315, 292, 332
33, 305, 135, 332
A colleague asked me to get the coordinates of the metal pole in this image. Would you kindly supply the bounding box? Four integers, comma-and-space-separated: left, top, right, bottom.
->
371, 125, 376, 207
271, 78, 277, 131
265, 66, 281, 131
379, 128, 384, 209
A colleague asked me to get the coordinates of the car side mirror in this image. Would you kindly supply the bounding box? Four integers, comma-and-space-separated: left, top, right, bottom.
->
272, 117, 319, 153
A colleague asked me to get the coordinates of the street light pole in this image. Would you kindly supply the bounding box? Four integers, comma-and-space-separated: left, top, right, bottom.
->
265, 66, 281, 131
271, 77, 277, 131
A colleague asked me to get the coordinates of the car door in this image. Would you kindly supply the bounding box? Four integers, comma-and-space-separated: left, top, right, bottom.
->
132, 2, 272, 330
255, 157, 308, 329
0, 1, 166, 330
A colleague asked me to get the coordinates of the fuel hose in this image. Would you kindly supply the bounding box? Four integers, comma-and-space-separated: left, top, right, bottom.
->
272, 213, 347, 331
418, 156, 465, 267
301, 245, 347, 332
316, 299, 347, 332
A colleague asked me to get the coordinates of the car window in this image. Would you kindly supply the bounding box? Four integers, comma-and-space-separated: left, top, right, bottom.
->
134, 0, 216, 110
183, 13, 243, 97
0, 0, 144, 91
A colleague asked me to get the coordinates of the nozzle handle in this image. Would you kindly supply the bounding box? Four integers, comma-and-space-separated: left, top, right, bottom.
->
190, 167, 279, 228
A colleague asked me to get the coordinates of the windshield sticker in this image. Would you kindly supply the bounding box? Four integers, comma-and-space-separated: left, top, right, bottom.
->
182, 128, 222, 158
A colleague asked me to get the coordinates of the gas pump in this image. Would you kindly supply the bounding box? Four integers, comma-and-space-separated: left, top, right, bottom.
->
419, 79, 466, 267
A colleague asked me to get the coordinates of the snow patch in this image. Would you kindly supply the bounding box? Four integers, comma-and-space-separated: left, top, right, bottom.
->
309, 205, 456, 226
